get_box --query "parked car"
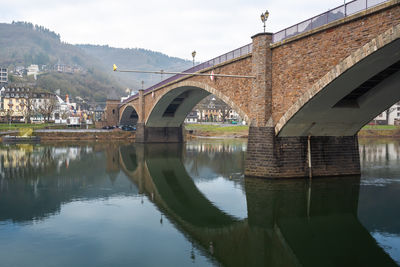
[121,125,136,131]
[102,125,115,130]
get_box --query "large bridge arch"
[145,80,250,127]
[119,103,139,126]
[275,24,400,137]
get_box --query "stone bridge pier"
[135,123,185,143]
[245,33,360,178]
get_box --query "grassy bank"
[0,123,71,131]
[36,130,135,141]
[185,124,400,139]
[358,125,400,138]
[185,124,249,138]
[2,123,397,140]
[0,123,53,131]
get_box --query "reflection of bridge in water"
[119,144,398,267]
[0,142,397,266]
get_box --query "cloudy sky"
[1,0,347,61]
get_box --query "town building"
[0,67,8,86]
[94,106,105,122]
[372,101,400,125]
[0,87,57,122]
[27,65,39,80]
[185,110,198,123]
[187,94,245,124]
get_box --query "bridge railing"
[121,43,252,104]
[143,43,252,94]
[272,0,390,43]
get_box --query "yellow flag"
[113,64,118,71]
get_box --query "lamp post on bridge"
[192,51,196,67]
[260,10,269,33]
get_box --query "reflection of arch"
[119,145,138,174]
[146,81,250,127]
[276,24,400,137]
[146,156,238,227]
[121,143,239,227]
[119,104,139,126]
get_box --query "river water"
[0,139,399,267]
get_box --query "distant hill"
[76,45,192,91]
[0,21,124,101]
[0,21,193,102]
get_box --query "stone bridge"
[106,0,400,178]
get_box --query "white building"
[373,102,400,125]
[27,64,39,80]
[185,110,198,123]
[54,95,71,124]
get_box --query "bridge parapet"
[272,0,392,43]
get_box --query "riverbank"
[0,129,135,141]
[358,125,400,138]
[185,124,249,138]
[0,123,398,142]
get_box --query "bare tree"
[19,97,34,124]
[37,97,57,123]
[4,105,14,124]
[0,108,6,123]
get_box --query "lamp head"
[192,51,196,58]
[261,10,269,22]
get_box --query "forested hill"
[0,22,124,101]
[0,21,193,102]
[76,45,192,90]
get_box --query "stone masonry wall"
[136,123,184,143]
[251,33,272,126]
[127,55,253,125]
[103,100,120,127]
[271,3,400,124]
[245,127,360,178]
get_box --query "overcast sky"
[1,0,346,61]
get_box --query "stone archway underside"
[145,81,251,127]
[276,24,400,137]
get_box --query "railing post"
[345,3,347,16]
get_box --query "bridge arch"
[145,81,250,127]
[119,103,139,126]
[276,24,400,137]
